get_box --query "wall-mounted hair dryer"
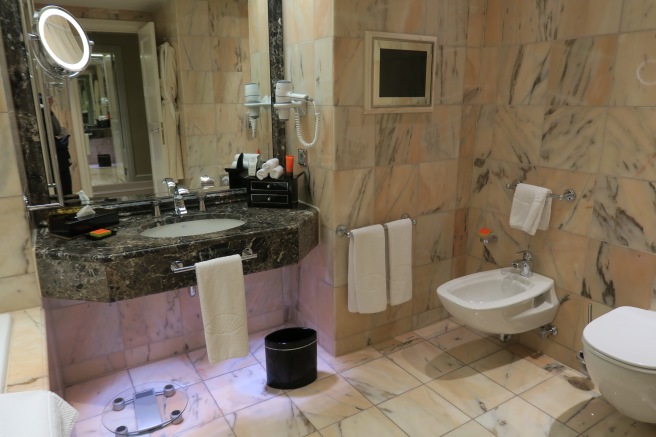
[273,80,320,147]
[244,82,270,138]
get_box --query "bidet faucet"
[511,250,533,278]
[163,178,189,215]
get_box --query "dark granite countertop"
[34,198,318,302]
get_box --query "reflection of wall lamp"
[244,82,270,138]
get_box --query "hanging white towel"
[348,225,387,313]
[509,183,552,235]
[385,219,413,305]
[196,255,249,363]
[0,390,78,437]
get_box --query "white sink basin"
[436,268,558,334]
[140,218,245,238]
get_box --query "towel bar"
[170,248,257,273]
[336,214,417,238]
[505,179,576,202]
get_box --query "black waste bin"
[265,327,317,389]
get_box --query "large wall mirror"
[5,0,283,207]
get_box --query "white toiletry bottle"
[248,155,258,177]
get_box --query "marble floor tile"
[340,357,421,404]
[371,332,425,355]
[65,370,133,422]
[580,410,656,436]
[469,350,554,394]
[378,385,470,437]
[71,414,114,437]
[286,374,373,429]
[317,346,382,373]
[187,348,259,380]
[386,340,463,383]
[520,369,612,433]
[413,318,461,340]
[151,382,222,437]
[225,395,315,437]
[128,355,202,388]
[427,366,514,418]
[171,416,235,437]
[442,420,496,437]
[203,363,281,414]
[429,326,502,364]
[320,407,407,437]
[506,343,568,375]
[476,397,578,437]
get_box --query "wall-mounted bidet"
[436,266,558,335]
[583,306,656,423]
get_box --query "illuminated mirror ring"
[33,6,91,76]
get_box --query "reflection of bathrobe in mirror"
[158,42,185,181]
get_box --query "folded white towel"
[509,183,552,235]
[262,158,279,172]
[0,390,78,437]
[256,168,269,180]
[231,160,238,168]
[269,165,284,179]
[196,255,249,363]
[348,225,387,313]
[385,218,413,305]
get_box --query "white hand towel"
[269,165,284,179]
[509,183,552,235]
[262,158,279,172]
[196,255,249,363]
[385,218,413,305]
[0,390,78,437]
[348,225,387,313]
[256,168,269,180]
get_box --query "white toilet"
[582,306,656,423]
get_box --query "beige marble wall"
[44,268,286,386]
[0,30,42,314]
[467,0,656,368]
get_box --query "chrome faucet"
[163,178,189,215]
[511,250,533,278]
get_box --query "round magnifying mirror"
[32,6,91,79]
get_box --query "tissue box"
[48,208,119,237]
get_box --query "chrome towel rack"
[336,214,417,238]
[170,248,257,274]
[505,179,576,202]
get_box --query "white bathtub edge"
[0,313,12,393]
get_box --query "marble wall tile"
[314,38,334,107]
[600,108,656,180]
[491,106,543,166]
[333,285,373,339]
[463,47,500,104]
[314,0,334,39]
[178,0,210,36]
[332,168,375,229]
[417,160,459,215]
[426,0,468,45]
[118,291,183,349]
[466,209,531,268]
[472,105,496,160]
[375,113,427,166]
[283,0,314,45]
[244,269,284,316]
[540,106,606,172]
[583,240,656,308]
[459,105,479,158]
[621,0,656,32]
[212,71,245,104]
[61,352,127,386]
[0,114,21,198]
[548,36,616,106]
[374,164,418,224]
[497,43,551,105]
[0,61,8,112]
[333,107,375,170]
[179,36,214,71]
[610,31,656,106]
[530,229,588,294]
[209,0,248,38]
[467,0,487,47]
[216,103,245,133]
[591,176,656,254]
[414,211,455,266]
[382,0,426,35]
[547,289,583,350]
[453,208,468,258]
[183,104,217,136]
[530,168,596,237]
[308,166,334,229]
[484,0,504,46]
[419,106,462,162]
[180,71,215,104]
[456,159,473,209]
[186,135,219,167]
[213,37,249,73]
[0,274,40,314]
[333,0,385,38]
[0,196,33,278]
[285,42,315,100]
[412,259,451,315]
[501,0,560,45]
[333,37,364,106]
[246,309,286,333]
[558,0,621,39]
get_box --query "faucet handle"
[515,250,533,261]
[200,175,215,189]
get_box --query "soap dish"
[84,229,117,240]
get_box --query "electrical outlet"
[298,148,307,166]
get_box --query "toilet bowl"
[436,268,558,334]
[583,306,656,423]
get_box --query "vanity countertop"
[34,200,318,302]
